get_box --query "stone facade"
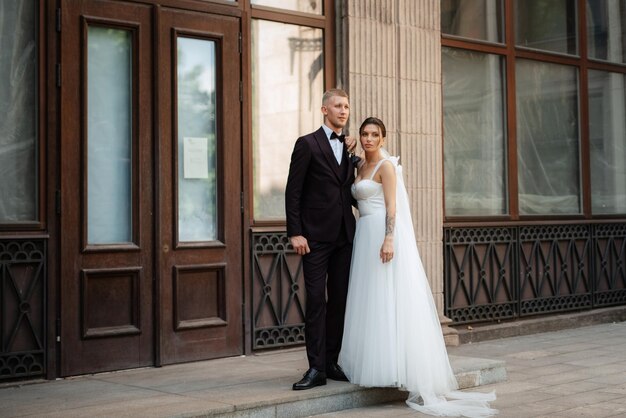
[340,0,445,312]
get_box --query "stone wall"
[339,0,445,312]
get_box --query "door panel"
[59,1,243,375]
[59,0,153,376]
[157,9,242,363]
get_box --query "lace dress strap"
[369,158,390,180]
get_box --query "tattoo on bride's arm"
[385,214,395,237]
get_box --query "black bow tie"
[330,132,345,142]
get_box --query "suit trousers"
[301,223,352,372]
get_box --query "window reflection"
[0,0,37,222]
[587,0,626,63]
[443,47,507,216]
[589,70,626,214]
[252,19,324,221]
[516,0,578,55]
[441,0,504,43]
[87,27,133,244]
[177,37,218,242]
[516,59,581,214]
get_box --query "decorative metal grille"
[519,225,592,315]
[445,224,626,324]
[251,224,626,342]
[0,240,46,380]
[593,224,626,307]
[445,227,517,323]
[251,232,305,349]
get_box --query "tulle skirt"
[339,209,497,417]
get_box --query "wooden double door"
[58,0,242,376]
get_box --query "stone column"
[340,0,458,345]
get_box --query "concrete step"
[0,349,505,418]
[202,355,505,418]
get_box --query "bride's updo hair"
[359,117,386,138]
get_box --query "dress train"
[339,157,497,417]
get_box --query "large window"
[442,48,507,216]
[442,0,626,219]
[0,1,38,223]
[516,60,580,215]
[587,0,626,63]
[589,69,626,214]
[441,0,504,44]
[250,2,332,222]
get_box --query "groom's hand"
[290,235,310,256]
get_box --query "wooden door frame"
[57,0,155,377]
[47,0,341,378]
[155,7,244,365]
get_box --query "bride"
[338,117,497,417]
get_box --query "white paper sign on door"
[183,136,209,179]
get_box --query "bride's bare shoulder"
[379,159,396,176]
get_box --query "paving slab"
[0,348,504,418]
[315,321,626,417]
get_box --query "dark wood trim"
[133,18,143,251]
[241,4,253,355]
[444,216,512,224]
[168,25,180,252]
[250,225,287,233]
[0,233,50,240]
[441,37,507,55]
[579,0,591,219]
[505,0,519,220]
[441,43,447,219]
[444,218,626,228]
[80,267,142,339]
[250,5,326,27]
[515,48,582,67]
[126,0,242,17]
[518,214,588,221]
[173,263,228,330]
[587,59,626,73]
[0,223,46,232]
[152,3,163,368]
[324,0,336,89]
[83,243,141,253]
[47,0,59,380]
[252,220,289,228]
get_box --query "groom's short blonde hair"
[322,88,349,105]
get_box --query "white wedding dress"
[338,157,497,417]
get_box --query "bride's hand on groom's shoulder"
[345,136,357,153]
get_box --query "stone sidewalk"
[0,348,503,417]
[2,321,626,417]
[315,321,626,417]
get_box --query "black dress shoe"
[292,368,327,390]
[327,363,349,381]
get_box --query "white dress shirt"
[321,124,343,165]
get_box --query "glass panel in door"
[87,26,133,244]
[176,37,218,243]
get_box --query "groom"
[285,89,357,390]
